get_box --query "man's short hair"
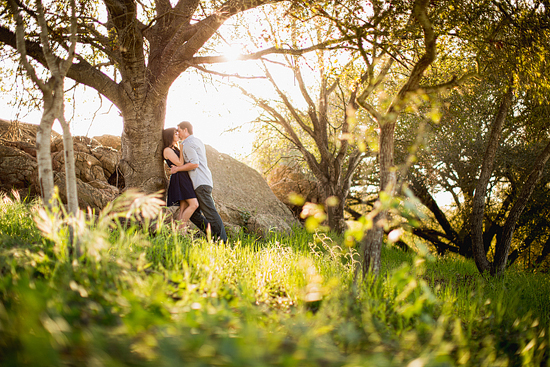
[177,121,193,135]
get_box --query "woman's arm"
[163,147,184,166]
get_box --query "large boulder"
[206,145,299,236]
[51,135,101,154]
[54,172,119,211]
[0,145,39,195]
[0,140,37,157]
[51,136,122,188]
[52,150,108,183]
[0,128,119,208]
[0,118,60,143]
[91,146,121,179]
[93,134,122,151]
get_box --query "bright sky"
[0,67,260,159]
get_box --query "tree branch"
[190,39,347,65]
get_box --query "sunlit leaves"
[288,192,306,206]
[300,202,329,232]
[343,215,372,247]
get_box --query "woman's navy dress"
[165,147,196,206]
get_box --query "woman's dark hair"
[162,128,176,150]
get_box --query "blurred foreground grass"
[0,191,549,366]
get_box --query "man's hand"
[170,166,178,174]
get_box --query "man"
[171,121,228,242]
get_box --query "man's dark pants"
[190,185,227,242]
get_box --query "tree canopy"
[0,0,303,192]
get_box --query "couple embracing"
[162,121,227,242]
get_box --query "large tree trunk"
[470,87,513,274]
[492,139,550,275]
[118,97,168,193]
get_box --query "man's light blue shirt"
[181,134,213,189]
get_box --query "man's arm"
[171,140,200,174]
[170,145,199,173]
[171,162,198,173]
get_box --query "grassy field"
[0,191,549,366]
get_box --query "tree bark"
[492,139,550,275]
[118,96,168,193]
[358,213,385,277]
[470,86,513,274]
[36,110,55,206]
[324,183,349,234]
[59,111,79,215]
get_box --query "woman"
[162,127,199,231]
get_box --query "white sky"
[0,67,260,159]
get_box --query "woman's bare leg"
[178,198,199,229]
[180,198,199,224]
[177,200,189,229]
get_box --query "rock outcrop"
[266,164,323,216]
[0,118,60,143]
[206,146,299,237]
[0,145,39,195]
[0,120,299,236]
[94,134,122,151]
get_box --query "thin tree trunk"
[58,111,79,215]
[358,119,396,279]
[326,194,347,234]
[492,139,550,275]
[358,213,385,277]
[356,0,435,280]
[470,86,513,274]
[36,101,56,207]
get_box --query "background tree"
[232,12,366,233]
[460,1,550,276]
[402,81,550,265]
[305,0,458,277]
[301,0,550,277]
[391,0,550,275]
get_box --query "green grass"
[0,191,549,366]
